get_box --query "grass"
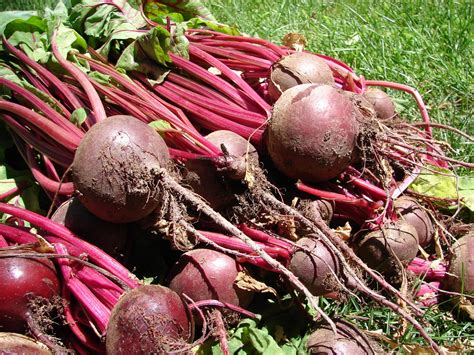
[1,0,473,350]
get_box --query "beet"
[183,130,258,210]
[362,87,396,119]
[446,233,473,295]
[106,285,190,354]
[167,249,253,307]
[0,254,60,333]
[52,197,130,260]
[356,221,419,272]
[289,236,341,296]
[266,84,359,182]
[268,52,335,101]
[307,319,376,354]
[72,115,170,223]
[394,196,434,247]
[0,333,51,354]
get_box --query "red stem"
[2,37,84,111]
[54,244,110,334]
[0,203,139,288]
[51,30,106,123]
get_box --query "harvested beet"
[289,236,340,296]
[167,249,253,307]
[106,285,190,354]
[268,52,335,101]
[362,87,396,119]
[307,319,376,354]
[446,233,473,295]
[394,196,434,247]
[266,84,359,182]
[183,130,258,210]
[52,197,130,260]
[72,115,170,223]
[356,221,419,272]
[0,254,60,333]
[0,333,51,354]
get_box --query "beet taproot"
[265,84,359,182]
[106,285,190,354]
[72,115,170,223]
[167,248,253,308]
[268,52,335,101]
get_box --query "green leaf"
[410,165,474,221]
[144,0,216,24]
[70,0,146,49]
[0,11,39,35]
[70,108,88,127]
[115,27,173,77]
[185,17,240,36]
[0,62,64,113]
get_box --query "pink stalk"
[0,223,38,244]
[0,235,8,247]
[0,101,80,151]
[2,37,84,111]
[198,230,289,260]
[344,168,388,201]
[51,30,106,123]
[0,185,21,201]
[79,56,220,156]
[188,38,280,62]
[415,281,442,307]
[15,64,72,118]
[237,224,292,251]
[152,84,264,143]
[25,147,75,195]
[167,73,241,108]
[0,203,139,288]
[62,286,104,352]
[186,29,287,56]
[407,257,447,281]
[42,156,62,182]
[191,42,273,69]
[188,45,272,114]
[75,267,122,309]
[236,256,280,272]
[6,123,73,169]
[169,52,261,111]
[160,81,266,127]
[296,181,383,210]
[168,149,210,160]
[54,244,110,334]
[0,78,84,138]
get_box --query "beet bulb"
[0,254,60,333]
[72,115,170,223]
[106,285,190,354]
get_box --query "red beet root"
[72,115,170,223]
[167,249,253,307]
[52,197,130,260]
[266,84,359,183]
[106,285,190,354]
[268,52,335,101]
[0,254,60,333]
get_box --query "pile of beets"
[0,1,472,354]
